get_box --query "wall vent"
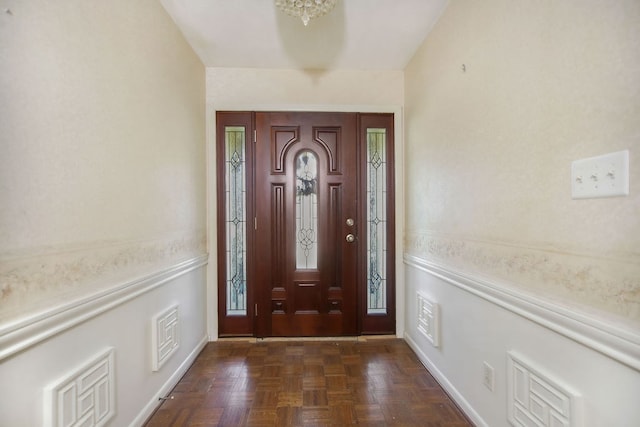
[44,348,115,427]
[151,305,179,371]
[507,351,581,427]
[417,292,440,347]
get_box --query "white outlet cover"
[483,361,495,392]
[571,150,629,199]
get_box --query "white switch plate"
[571,150,629,199]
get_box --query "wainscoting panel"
[404,254,640,372]
[0,256,208,427]
[507,352,581,427]
[0,255,207,362]
[403,256,640,427]
[43,348,115,427]
[417,292,440,348]
[152,305,180,371]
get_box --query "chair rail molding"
[404,253,640,373]
[0,254,208,362]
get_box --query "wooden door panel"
[314,128,341,173]
[293,281,321,313]
[271,127,298,173]
[326,184,342,289]
[270,183,286,289]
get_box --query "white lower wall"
[0,256,208,427]
[404,257,640,427]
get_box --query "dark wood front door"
[254,112,358,336]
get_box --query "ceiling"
[159,0,449,70]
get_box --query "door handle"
[345,234,356,243]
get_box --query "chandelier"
[275,0,338,26]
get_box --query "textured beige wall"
[404,1,640,324]
[0,1,206,321]
[207,67,404,108]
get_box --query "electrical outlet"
[483,362,495,392]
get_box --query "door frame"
[206,105,405,340]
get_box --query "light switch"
[571,150,629,199]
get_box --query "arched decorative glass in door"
[295,150,318,270]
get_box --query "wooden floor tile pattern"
[144,339,473,426]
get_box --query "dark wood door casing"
[216,111,395,337]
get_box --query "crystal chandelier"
[275,0,338,26]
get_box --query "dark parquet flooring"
[144,338,472,426]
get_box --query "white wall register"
[417,292,440,348]
[507,351,582,427]
[151,305,180,371]
[43,348,115,427]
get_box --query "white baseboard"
[130,334,209,427]
[404,332,487,427]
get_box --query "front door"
[216,111,395,337]
[254,112,358,336]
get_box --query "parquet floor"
[144,338,473,426]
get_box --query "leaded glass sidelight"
[367,129,388,314]
[295,151,318,270]
[225,126,247,315]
